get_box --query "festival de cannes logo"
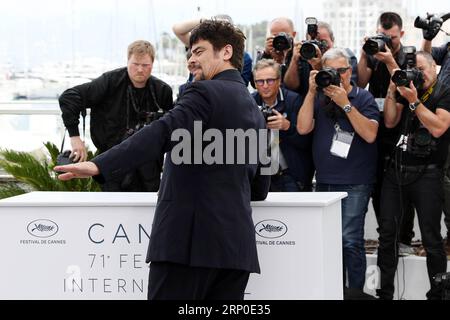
[27,219,59,238]
[255,220,288,239]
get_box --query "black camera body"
[55,150,75,174]
[391,46,424,89]
[122,109,166,141]
[414,14,443,39]
[407,126,435,158]
[260,105,274,122]
[362,33,392,55]
[273,32,293,52]
[300,17,329,60]
[315,68,341,89]
[301,40,329,60]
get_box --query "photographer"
[357,12,415,236]
[59,40,173,192]
[421,14,450,248]
[252,59,314,191]
[377,51,450,300]
[297,48,379,291]
[284,20,358,97]
[259,17,297,66]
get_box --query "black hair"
[189,20,245,71]
[378,12,403,30]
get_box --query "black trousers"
[147,262,250,300]
[376,167,447,300]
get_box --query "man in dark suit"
[54,20,270,300]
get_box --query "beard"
[191,63,206,81]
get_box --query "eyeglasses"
[335,67,351,74]
[255,78,279,86]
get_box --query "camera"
[260,105,274,122]
[391,46,424,89]
[315,68,341,89]
[272,32,293,52]
[407,125,436,158]
[434,272,450,300]
[362,33,392,55]
[414,13,443,40]
[122,109,166,141]
[55,150,75,174]
[300,17,328,60]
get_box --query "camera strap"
[419,81,437,104]
[126,81,163,130]
[60,110,86,153]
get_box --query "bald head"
[269,17,296,38]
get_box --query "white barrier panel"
[0,191,345,300]
[364,254,450,300]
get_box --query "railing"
[0,101,94,179]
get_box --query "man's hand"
[396,81,419,104]
[267,109,290,131]
[70,136,87,162]
[373,46,396,66]
[264,36,275,56]
[308,70,319,94]
[324,85,350,108]
[307,47,323,70]
[54,161,100,181]
[291,41,302,63]
[264,36,290,64]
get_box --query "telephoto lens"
[272,33,292,52]
[300,42,318,60]
[315,68,341,89]
[391,69,424,88]
[362,34,391,55]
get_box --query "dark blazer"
[252,87,315,186]
[93,69,270,273]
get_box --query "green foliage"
[0,142,100,199]
[0,183,27,199]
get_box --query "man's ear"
[223,44,233,62]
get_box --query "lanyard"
[419,81,437,104]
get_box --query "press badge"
[330,124,354,159]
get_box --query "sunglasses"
[255,78,279,86]
[335,67,351,74]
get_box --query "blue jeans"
[316,183,373,289]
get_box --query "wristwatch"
[409,100,421,112]
[343,104,353,113]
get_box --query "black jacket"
[59,67,173,153]
[93,69,270,273]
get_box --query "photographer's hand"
[422,15,441,41]
[374,46,398,74]
[291,41,303,62]
[308,70,319,95]
[324,85,350,108]
[54,161,100,181]
[267,109,290,131]
[397,81,419,104]
[70,136,87,162]
[264,36,274,56]
[308,47,323,70]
